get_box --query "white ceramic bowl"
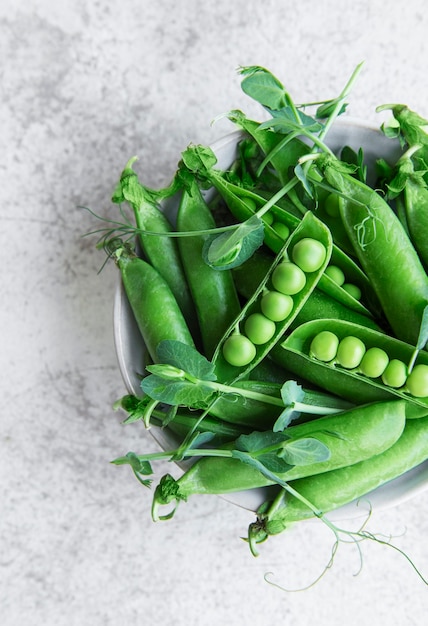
[114,120,428,519]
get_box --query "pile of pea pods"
[106,66,428,563]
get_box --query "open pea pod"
[210,174,379,318]
[271,318,428,410]
[212,211,332,384]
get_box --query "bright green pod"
[213,212,333,384]
[176,179,241,359]
[316,153,428,346]
[271,318,428,408]
[261,415,428,531]
[153,400,407,498]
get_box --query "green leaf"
[294,162,314,199]
[239,66,289,110]
[202,215,265,270]
[260,108,323,133]
[278,437,331,466]
[111,451,153,487]
[181,145,218,174]
[280,380,305,405]
[156,340,217,381]
[235,429,290,453]
[256,452,294,474]
[141,375,216,409]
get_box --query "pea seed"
[359,347,389,378]
[244,313,276,345]
[292,238,327,273]
[222,334,256,367]
[336,335,366,369]
[260,291,294,322]
[241,197,258,212]
[324,265,345,286]
[262,211,274,226]
[271,221,290,240]
[310,331,339,362]
[324,193,341,217]
[342,283,362,300]
[272,262,307,295]
[382,359,408,388]
[406,364,428,398]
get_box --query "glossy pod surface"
[272,318,428,407]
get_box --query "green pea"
[359,347,389,378]
[342,283,362,300]
[244,313,276,345]
[260,291,294,322]
[271,221,290,240]
[382,359,408,388]
[310,331,339,362]
[262,211,274,226]
[272,262,307,295]
[324,265,345,286]
[336,335,366,369]
[324,193,341,217]
[241,197,258,212]
[292,238,327,273]
[222,334,256,367]
[406,364,428,398]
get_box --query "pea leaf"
[235,429,290,453]
[156,340,217,381]
[278,437,331,465]
[202,214,265,270]
[141,375,216,409]
[239,66,289,110]
[181,145,218,175]
[111,451,153,487]
[259,109,323,134]
[231,449,293,483]
[273,381,305,431]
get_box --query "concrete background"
[1,0,428,624]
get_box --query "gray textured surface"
[1,1,428,624]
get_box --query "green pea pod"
[111,242,195,363]
[212,211,333,384]
[271,318,428,408]
[233,249,382,331]
[176,179,241,359]
[402,171,428,269]
[112,159,196,331]
[155,400,407,498]
[203,171,378,317]
[315,154,428,345]
[260,415,428,531]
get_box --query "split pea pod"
[212,211,332,384]
[314,153,428,345]
[153,400,407,499]
[176,178,241,359]
[108,240,194,363]
[259,415,428,532]
[271,318,428,410]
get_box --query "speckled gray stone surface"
[1,1,428,624]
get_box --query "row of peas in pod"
[223,236,328,366]
[214,211,333,382]
[310,330,428,397]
